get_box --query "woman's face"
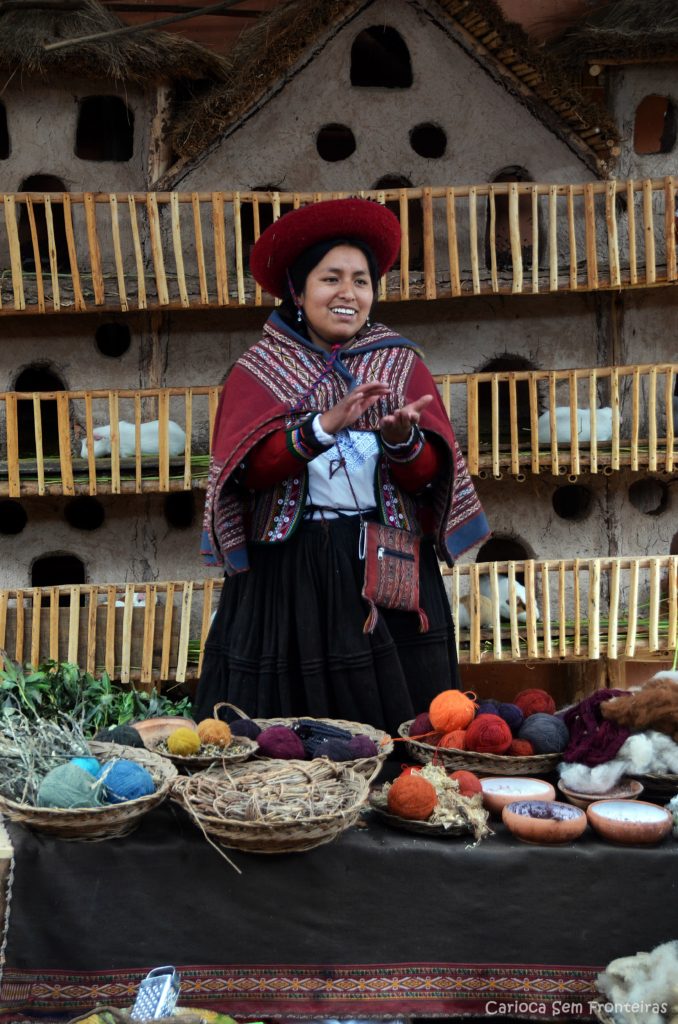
[300,244,374,347]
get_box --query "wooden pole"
[648,366,657,473]
[127,195,147,310]
[567,185,577,290]
[3,195,25,310]
[109,194,129,313]
[611,368,620,471]
[509,182,523,293]
[446,187,461,297]
[606,179,620,288]
[399,189,410,301]
[212,192,229,306]
[642,178,656,285]
[584,183,598,290]
[467,377,479,476]
[62,193,85,312]
[422,187,436,299]
[529,374,539,475]
[233,191,246,306]
[625,560,639,658]
[531,185,539,294]
[665,176,677,281]
[548,184,558,292]
[43,196,60,312]
[170,191,189,308]
[468,187,480,295]
[25,197,45,313]
[627,179,637,286]
[83,192,105,305]
[589,370,598,474]
[488,186,498,293]
[32,395,45,497]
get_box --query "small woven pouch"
[359,520,429,634]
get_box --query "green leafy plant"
[0,654,193,735]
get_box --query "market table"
[0,802,675,1022]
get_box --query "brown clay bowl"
[502,799,587,845]
[586,799,673,845]
[480,777,556,817]
[131,717,198,746]
[557,777,643,811]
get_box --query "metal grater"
[129,966,181,1021]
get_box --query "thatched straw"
[553,0,678,70]
[0,0,230,83]
[168,0,617,173]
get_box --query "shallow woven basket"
[171,758,369,854]
[219,703,393,783]
[629,771,678,799]
[0,740,177,841]
[150,734,258,772]
[398,720,560,776]
[367,792,469,838]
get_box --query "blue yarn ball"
[518,713,569,754]
[99,759,155,804]
[315,738,354,762]
[37,763,104,809]
[476,700,500,717]
[230,718,261,740]
[70,756,101,776]
[495,702,524,734]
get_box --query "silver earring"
[297,308,303,323]
[366,315,371,328]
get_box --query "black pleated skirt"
[194,516,460,735]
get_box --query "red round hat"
[250,197,401,299]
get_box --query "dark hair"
[278,237,380,328]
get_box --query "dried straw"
[0,709,90,804]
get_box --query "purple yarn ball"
[316,738,354,762]
[257,725,305,759]
[475,700,500,717]
[518,713,569,754]
[495,702,525,734]
[346,735,378,759]
[230,718,262,740]
[409,712,433,737]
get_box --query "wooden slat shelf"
[0,557,674,682]
[1,179,678,315]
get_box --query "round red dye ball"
[509,738,535,756]
[387,773,438,821]
[514,688,556,718]
[437,729,467,750]
[257,725,305,759]
[429,690,475,733]
[464,714,512,755]
[449,770,482,797]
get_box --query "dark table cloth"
[0,803,676,1021]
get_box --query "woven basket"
[630,771,678,799]
[0,741,177,841]
[171,758,368,854]
[150,735,258,772]
[398,720,560,776]
[219,703,392,783]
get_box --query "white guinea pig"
[81,420,186,459]
[537,407,613,444]
[478,573,541,623]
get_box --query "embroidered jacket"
[201,312,490,575]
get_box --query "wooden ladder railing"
[1,179,678,314]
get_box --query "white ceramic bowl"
[480,776,555,817]
[586,799,672,845]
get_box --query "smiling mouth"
[330,307,357,317]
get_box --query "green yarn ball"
[37,763,104,809]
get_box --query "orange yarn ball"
[437,729,467,750]
[449,770,482,797]
[197,719,232,748]
[509,738,535,756]
[429,690,476,733]
[387,774,438,821]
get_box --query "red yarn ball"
[409,712,433,738]
[387,774,438,821]
[464,713,512,754]
[449,770,482,797]
[514,688,556,718]
[257,726,305,759]
[429,690,476,733]
[437,729,467,751]
[509,738,535,756]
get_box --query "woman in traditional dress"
[195,198,489,734]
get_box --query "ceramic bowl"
[480,776,556,817]
[557,777,643,811]
[502,799,587,844]
[586,799,673,845]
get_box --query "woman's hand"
[379,394,433,445]
[319,381,389,434]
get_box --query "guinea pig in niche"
[80,420,186,458]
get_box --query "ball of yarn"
[509,738,534,756]
[518,713,569,754]
[437,729,466,750]
[465,713,512,754]
[409,712,433,738]
[37,763,104,809]
[230,718,261,740]
[100,759,155,804]
[346,735,378,759]
[167,727,201,756]
[197,719,232,748]
[495,702,525,734]
[449,769,482,797]
[387,774,438,821]
[95,724,146,748]
[475,700,500,716]
[70,756,101,776]
[315,738,354,762]
[514,688,556,718]
[429,690,476,733]
[257,725,305,759]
